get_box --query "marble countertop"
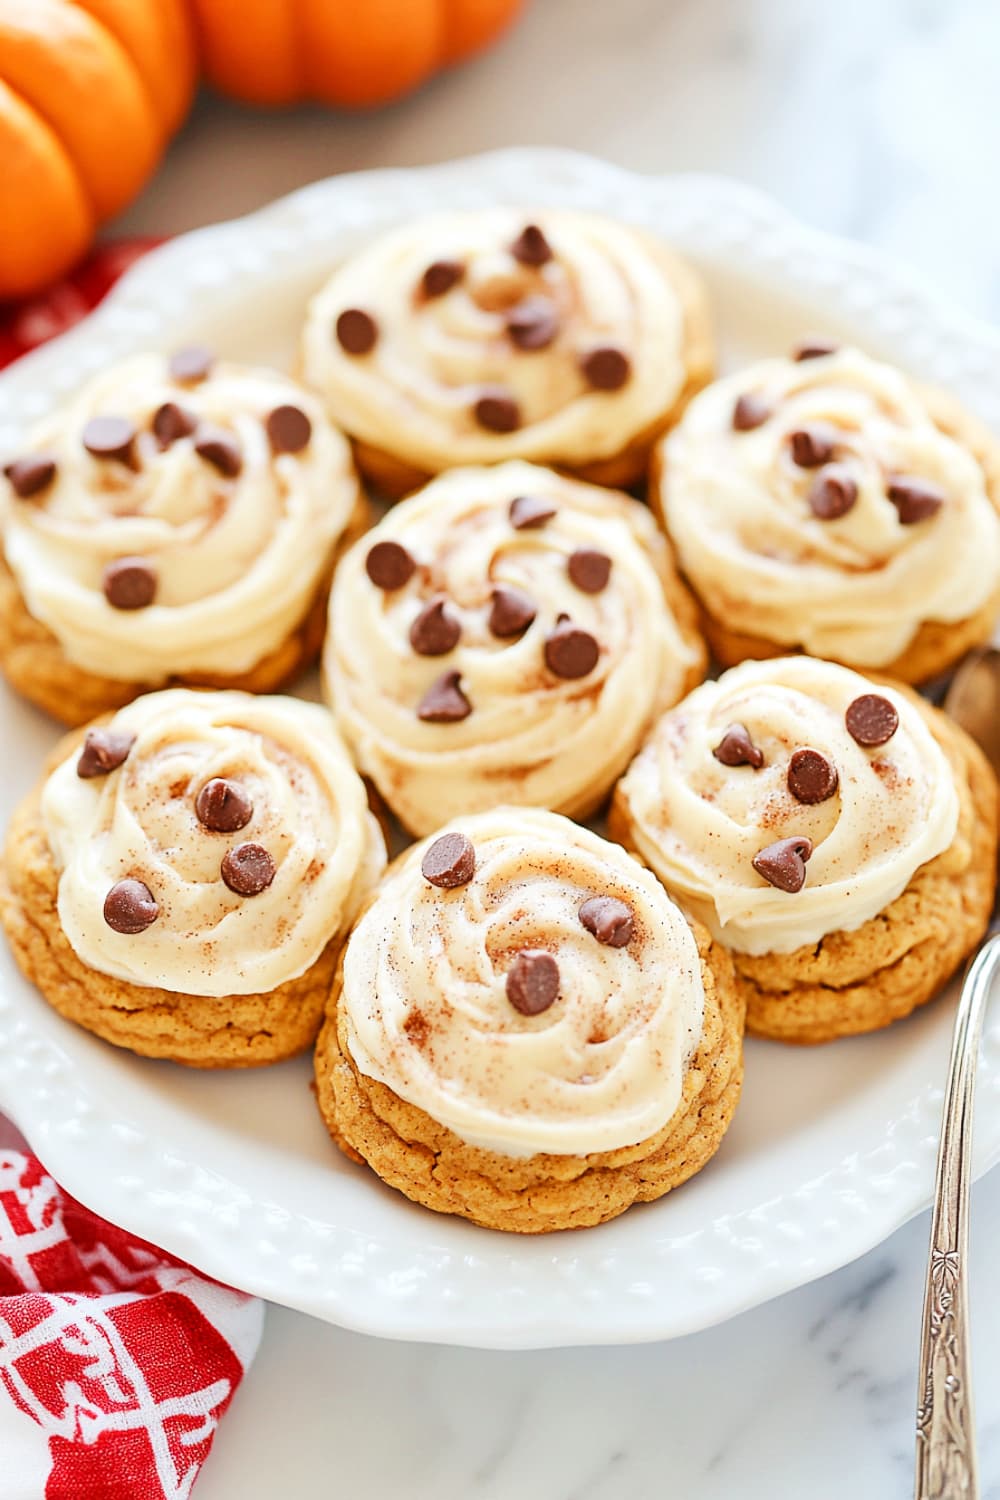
[107,1,1000,1495]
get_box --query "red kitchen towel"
[0,1141,262,1499]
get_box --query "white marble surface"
[81,0,1000,1494]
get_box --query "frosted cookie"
[652,343,1000,682]
[323,461,706,834]
[0,689,386,1066]
[300,209,713,495]
[0,349,366,725]
[612,656,997,1042]
[315,808,743,1232]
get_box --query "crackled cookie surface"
[324,462,705,833]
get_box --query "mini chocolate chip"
[845,693,899,747]
[506,296,559,351]
[787,747,839,804]
[544,619,599,679]
[82,415,137,467]
[790,423,837,468]
[887,475,945,524]
[102,557,157,610]
[474,390,521,432]
[152,402,197,447]
[509,494,556,529]
[266,404,312,454]
[421,831,475,888]
[365,539,416,590]
[733,394,771,432]
[579,345,631,391]
[168,345,214,384]
[335,308,378,355]
[752,836,813,893]
[409,597,461,656]
[809,463,857,520]
[506,950,560,1015]
[568,548,611,594]
[221,842,276,896]
[579,895,634,948]
[77,728,136,779]
[510,224,553,267]
[417,670,472,722]
[4,454,57,498]
[196,778,253,832]
[793,336,839,361]
[422,259,464,298]
[489,585,536,638]
[104,878,159,933]
[713,723,764,769]
[194,424,243,477]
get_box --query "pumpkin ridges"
[0,78,93,297]
[441,0,526,63]
[189,0,301,106]
[298,0,442,107]
[73,0,197,133]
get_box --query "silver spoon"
[914,647,1000,1500]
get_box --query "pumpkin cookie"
[612,656,998,1043]
[315,808,744,1232]
[0,689,386,1066]
[300,208,713,495]
[0,349,366,725]
[652,342,1000,682]
[323,461,706,834]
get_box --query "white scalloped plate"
[2,149,1000,1350]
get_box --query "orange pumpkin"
[0,0,197,299]
[190,0,524,109]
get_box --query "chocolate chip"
[82,416,137,467]
[168,345,214,384]
[506,950,560,1015]
[793,337,839,361]
[579,895,634,947]
[335,308,378,355]
[474,390,521,432]
[420,831,475,888]
[195,778,253,832]
[752,836,813,893]
[510,224,553,267]
[544,619,599,679]
[733,394,771,432]
[4,454,56,498]
[509,495,556,529]
[102,557,157,610]
[489,585,536,638]
[77,728,136,779]
[790,423,837,468]
[887,475,945,524]
[787,747,839,804]
[808,464,857,520]
[152,402,196,447]
[506,296,559,351]
[417,670,472,722]
[104,878,159,933]
[845,693,899,747]
[579,345,631,391]
[365,539,416,590]
[713,723,764,769]
[422,260,464,298]
[265,404,312,454]
[194,425,243,477]
[568,548,611,594]
[409,597,461,656]
[221,842,276,896]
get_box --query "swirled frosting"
[41,690,386,996]
[341,808,705,1157]
[301,208,693,470]
[659,346,1000,666]
[2,353,360,680]
[324,462,702,834]
[616,656,959,955]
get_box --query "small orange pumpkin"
[0,0,197,299]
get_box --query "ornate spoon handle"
[915,930,1000,1500]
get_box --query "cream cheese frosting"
[659,346,1000,666]
[42,690,386,996]
[301,208,691,469]
[341,807,706,1158]
[616,656,959,955]
[323,461,702,834]
[2,353,360,680]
